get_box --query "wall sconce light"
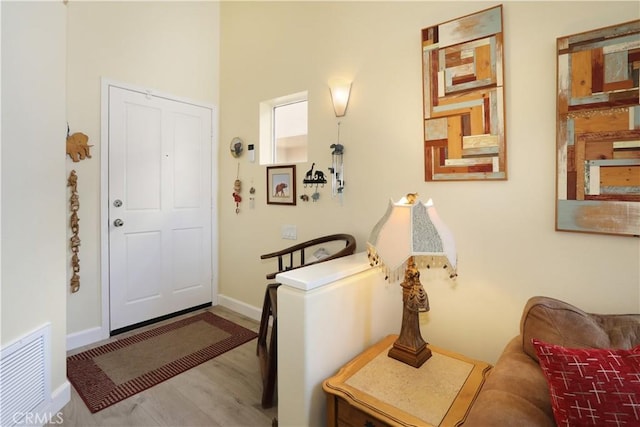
[329,78,352,117]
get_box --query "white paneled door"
[108,85,213,331]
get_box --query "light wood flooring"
[53,306,278,427]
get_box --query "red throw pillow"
[532,339,640,427]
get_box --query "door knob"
[113,219,124,227]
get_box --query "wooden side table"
[323,335,492,427]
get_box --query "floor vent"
[0,323,51,427]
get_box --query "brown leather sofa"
[464,296,640,426]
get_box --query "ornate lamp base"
[389,256,432,368]
[388,339,432,368]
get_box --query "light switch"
[281,224,297,240]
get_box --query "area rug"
[67,311,257,413]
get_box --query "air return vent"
[0,323,51,427]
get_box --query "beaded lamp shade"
[367,196,457,283]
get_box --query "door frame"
[99,78,219,339]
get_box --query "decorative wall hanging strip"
[233,162,242,214]
[68,170,81,293]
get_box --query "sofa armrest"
[464,337,555,427]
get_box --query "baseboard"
[13,381,70,427]
[217,294,262,322]
[68,298,260,350]
[66,326,107,351]
[45,381,70,425]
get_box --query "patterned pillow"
[532,339,640,427]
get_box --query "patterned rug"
[67,311,257,413]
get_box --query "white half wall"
[276,253,403,427]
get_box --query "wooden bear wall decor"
[66,132,92,162]
[68,170,81,293]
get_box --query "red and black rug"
[67,311,257,413]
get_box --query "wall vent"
[0,323,51,427]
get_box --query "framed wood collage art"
[267,165,296,206]
[421,5,506,181]
[556,20,640,237]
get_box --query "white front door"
[108,85,213,332]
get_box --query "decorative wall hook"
[302,162,328,188]
[301,161,328,202]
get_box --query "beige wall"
[219,2,640,363]
[1,0,69,405]
[65,1,220,337]
[60,1,639,364]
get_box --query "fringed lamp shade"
[367,197,457,283]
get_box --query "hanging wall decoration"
[556,20,640,237]
[329,121,345,201]
[66,132,93,162]
[267,165,296,205]
[68,170,81,293]
[422,5,506,181]
[249,185,256,209]
[302,162,327,202]
[233,163,242,214]
[230,137,244,158]
[330,144,344,195]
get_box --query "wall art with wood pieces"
[556,20,640,237]
[422,5,506,181]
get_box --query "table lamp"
[367,194,457,368]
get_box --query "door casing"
[99,78,219,340]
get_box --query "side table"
[323,334,492,427]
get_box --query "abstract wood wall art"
[422,5,506,181]
[556,20,640,237]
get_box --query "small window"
[260,91,308,165]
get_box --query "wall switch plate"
[281,224,297,240]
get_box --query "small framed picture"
[267,165,296,205]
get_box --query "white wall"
[65,1,220,341]
[219,1,640,364]
[1,0,69,412]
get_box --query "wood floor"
[53,306,278,427]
